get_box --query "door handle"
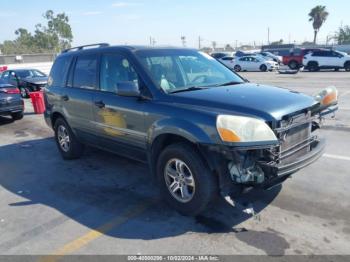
[61,95,69,101]
[94,100,105,108]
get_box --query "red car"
[283,48,323,69]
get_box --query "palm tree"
[308,5,329,44]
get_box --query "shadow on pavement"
[0,116,14,126]
[0,138,281,242]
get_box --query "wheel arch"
[51,111,66,128]
[147,118,219,179]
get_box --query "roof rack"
[62,43,110,53]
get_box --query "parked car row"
[0,68,48,98]
[212,48,350,72]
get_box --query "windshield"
[135,49,244,93]
[15,69,46,78]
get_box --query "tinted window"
[15,70,31,78]
[48,56,72,87]
[100,53,139,93]
[73,55,97,89]
[31,70,46,77]
[1,71,10,79]
[222,57,233,61]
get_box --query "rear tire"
[288,60,299,70]
[234,65,241,72]
[156,143,217,216]
[54,117,84,160]
[308,61,319,72]
[11,111,23,120]
[260,64,267,72]
[19,87,28,98]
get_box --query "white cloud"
[112,2,141,7]
[83,11,103,16]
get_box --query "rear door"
[91,52,147,161]
[62,54,97,140]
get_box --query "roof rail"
[62,43,110,53]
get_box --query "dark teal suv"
[44,43,337,215]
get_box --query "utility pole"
[181,36,186,47]
[149,36,152,46]
[198,36,202,50]
[267,27,270,45]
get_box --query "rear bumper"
[0,106,24,116]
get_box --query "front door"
[92,52,147,161]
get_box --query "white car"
[303,50,350,71]
[233,56,279,72]
[218,56,235,69]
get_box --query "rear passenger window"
[48,56,72,87]
[73,55,97,89]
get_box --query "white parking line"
[323,153,350,161]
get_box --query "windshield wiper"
[168,86,209,94]
[215,81,243,87]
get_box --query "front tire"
[156,143,217,216]
[344,61,350,71]
[234,65,241,72]
[54,118,84,160]
[11,111,23,120]
[260,64,267,72]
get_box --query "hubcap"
[164,158,195,203]
[57,125,70,152]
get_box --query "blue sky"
[0,0,349,48]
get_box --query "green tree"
[335,25,350,45]
[308,5,329,44]
[0,10,72,54]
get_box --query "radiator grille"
[278,118,312,165]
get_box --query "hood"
[168,83,317,121]
[22,76,48,85]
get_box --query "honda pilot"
[44,44,338,215]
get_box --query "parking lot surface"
[0,71,349,255]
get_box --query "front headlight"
[216,115,277,143]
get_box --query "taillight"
[1,88,20,94]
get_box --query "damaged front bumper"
[200,127,326,195]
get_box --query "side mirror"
[116,81,140,97]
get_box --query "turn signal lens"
[217,128,241,142]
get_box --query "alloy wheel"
[164,158,195,203]
[57,125,70,152]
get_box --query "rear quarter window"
[48,56,72,87]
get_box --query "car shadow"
[0,116,14,126]
[0,137,281,241]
